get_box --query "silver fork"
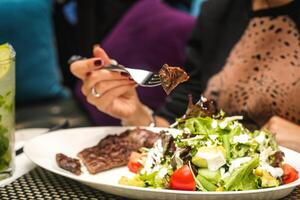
[105,64,161,87]
[68,55,161,87]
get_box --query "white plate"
[24,127,300,200]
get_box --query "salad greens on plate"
[119,96,298,191]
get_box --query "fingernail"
[129,77,134,81]
[120,72,130,77]
[86,72,91,76]
[94,59,103,67]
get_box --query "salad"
[119,96,299,191]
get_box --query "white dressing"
[209,134,218,141]
[259,164,284,178]
[255,132,266,144]
[232,134,250,144]
[196,151,226,171]
[229,157,252,173]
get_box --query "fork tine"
[147,80,161,85]
[145,82,161,86]
[150,75,161,80]
[150,77,161,82]
[111,67,161,87]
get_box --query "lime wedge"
[0,44,14,79]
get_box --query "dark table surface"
[0,167,299,200]
[16,97,93,130]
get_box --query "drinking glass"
[0,43,15,180]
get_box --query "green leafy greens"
[120,96,285,191]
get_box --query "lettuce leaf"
[182,117,212,135]
[197,175,218,191]
[224,156,259,191]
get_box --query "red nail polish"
[120,72,130,77]
[94,59,103,67]
[86,72,91,76]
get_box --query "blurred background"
[0,0,204,129]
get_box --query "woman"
[70,0,300,151]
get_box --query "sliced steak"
[158,64,189,95]
[56,153,82,175]
[77,128,160,174]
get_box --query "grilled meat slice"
[158,64,189,95]
[56,153,82,175]
[77,128,160,174]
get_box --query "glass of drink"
[0,43,15,180]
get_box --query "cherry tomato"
[170,165,196,191]
[127,152,143,173]
[282,164,299,184]
[127,161,142,173]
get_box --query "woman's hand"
[262,116,300,152]
[70,46,154,126]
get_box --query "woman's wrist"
[121,103,155,127]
